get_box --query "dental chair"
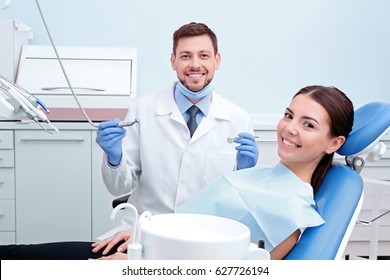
[111,102,390,260]
[284,101,390,260]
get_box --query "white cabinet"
[14,130,92,243]
[0,123,121,245]
[344,178,390,259]
[0,130,16,244]
[17,46,137,109]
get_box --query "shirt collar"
[174,84,212,116]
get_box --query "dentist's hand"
[235,132,259,170]
[96,118,126,165]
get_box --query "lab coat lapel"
[190,91,231,142]
[156,86,187,126]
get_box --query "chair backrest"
[284,101,390,260]
[284,163,363,259]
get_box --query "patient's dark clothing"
[0,241,122,260]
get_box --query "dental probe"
[117,119,139,127]
[227,135,259,143]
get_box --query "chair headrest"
[337,102,390,156]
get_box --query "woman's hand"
[91,230,131,255]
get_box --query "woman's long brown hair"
[293,86,354,194]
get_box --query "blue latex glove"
[235,132,259,170]
[96,118,126,165]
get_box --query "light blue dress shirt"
[174,83,211,125]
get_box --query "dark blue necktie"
[187,105,199,137]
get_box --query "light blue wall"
[2,0,389,113]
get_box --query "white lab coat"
[101,84,255,230]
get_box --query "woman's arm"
[270,229,300,260]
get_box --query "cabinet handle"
[20,138,85,142]
[0,181,4,185]
[0,213,4,218]
[41,86,105,92]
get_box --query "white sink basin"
[140,213,251,260]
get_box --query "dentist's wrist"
[109,161,120,167]
[107,153,122,167]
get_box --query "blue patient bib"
[178,163,324,251]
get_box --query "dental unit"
[0,75,58,133]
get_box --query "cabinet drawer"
[0,168,15,199]
[0,150,14,167]
[0,131,14,149]
[0,199,15,231]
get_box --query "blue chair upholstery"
[284,163,363,259]
[284,102,390,260]
[338,102,390,156]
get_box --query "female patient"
[0,85,354,260]
[178,85,354,259]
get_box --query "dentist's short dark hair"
[172,22,218,56]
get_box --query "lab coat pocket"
[205,150,236,183]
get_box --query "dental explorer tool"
[357,210,390,225]
[117,119,139,127]
[34,0,138,129]
[227,135,259,143]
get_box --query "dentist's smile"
[187,72,205,78]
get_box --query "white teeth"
[188,73,202,77]
[283,138,299,147]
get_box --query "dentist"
[95,22,259,249]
